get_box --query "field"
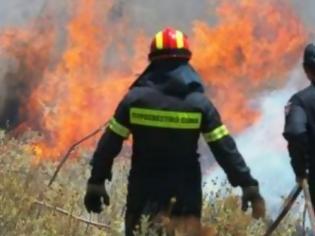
[0,131,302,235]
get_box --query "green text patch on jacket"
[130,107,201,129]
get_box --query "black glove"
[84,183,110,213]
[242,186,265,219]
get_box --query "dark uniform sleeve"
[88,96,131,184]
[200,96,258,187]
[283,96,309,178]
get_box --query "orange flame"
[0,20,55,128]
[24,0,145,159]
[0,0,308,160]
[191,0,307,131]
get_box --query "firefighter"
[284,43,315,210]
[84,27,265,235]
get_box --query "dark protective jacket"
[284,84,315,179]
[89,60,258,190]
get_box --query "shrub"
[0,132,302,235]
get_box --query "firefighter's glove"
[241,186,266,219]
[84,183,110,213]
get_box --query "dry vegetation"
[0,131,303,235]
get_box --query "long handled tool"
[264,184,302,236]
[48,121,109,187]
[301,180,315,235]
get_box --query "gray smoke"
[203,67,309,218]
[237,68,307,210]
[0,0,46,27]
[0,0,314,35]
[0,56,13,115]
[200,0,315,216]
[290,0,315,30]
[122,0,211,34]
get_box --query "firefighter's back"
[127,84,204,177]
[124,83,206,219]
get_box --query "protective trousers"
[124,171,202,236]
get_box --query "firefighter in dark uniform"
[84,28,265,235]
[284,43,315,210]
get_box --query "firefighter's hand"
[84,183,110,213]
[241,186,266,219]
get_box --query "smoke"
[203,67,309,214]
[0,1,40,127]
[0,0,313,48]
[237,68,307,210]
[0,0,46,27]
[122,0,210,34]
[0,54,22,128]
[290,0,315,31]
[0,56,15,119]
[200,0,314,211]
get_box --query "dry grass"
[0,131,302,235]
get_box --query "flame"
[191,0,307,131]
[0,20,55,130]
[23,0,146,159]
[0,0,308,160]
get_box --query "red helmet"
[149,27,192,61]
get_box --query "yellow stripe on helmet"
[175,30,184,49]
[155,31,164,49]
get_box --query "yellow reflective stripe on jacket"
[130,108,201,129]
[108,118,130,138]
[203,125,229,142]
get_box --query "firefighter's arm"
[283,96,309,179]
[201,99,258,187]
[207,135,258,187]
[200,98,265,218]
[85,97,131,212]
[88,98,131,184]
[88,129,125,184]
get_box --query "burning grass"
[0,131,302,235]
